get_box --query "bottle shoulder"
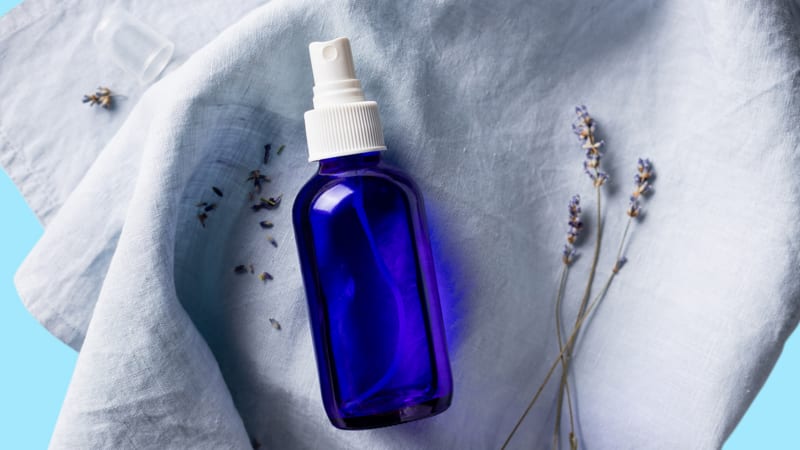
[292,164,423,219]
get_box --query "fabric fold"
[2,0,800,448]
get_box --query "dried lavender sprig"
[570,105,606,291]
[570,105,606,341]
[553,263,576,450]
[555,106,608,450]
[501,273,617,450]
[554,194,583,447]
[556,158,656,448]
[615,159,655,271]
[504,106,657,449]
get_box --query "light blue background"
[0,1,796,448]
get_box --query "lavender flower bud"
[562,244,577,265]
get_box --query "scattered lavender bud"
[269,318,281,330]
[246,170,271,193]
[82,86,115,109]
[268,236,278,248]
[253,195,282,211]
[204,203,217,212]
[259,272,273,281]
[212,186,224,197]
[197,212,208,228]
[277,144,285,155]
[263,144,271,165]
[263,195,282,209]
[82,94,99,105]
[259,220,274,229]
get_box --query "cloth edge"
[13,259,84,351]
[0,0,80,41]
[0,0,82,225]
[0,126,58,224]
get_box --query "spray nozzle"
[309,37,366,108]
[304,37,386,161]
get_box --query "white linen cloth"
[2,0,799,448]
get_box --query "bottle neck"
[318,151,382,174]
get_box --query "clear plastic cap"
[93,10,174,85]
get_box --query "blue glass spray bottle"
[293,37,453,429]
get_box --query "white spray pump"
[304,37,386,162]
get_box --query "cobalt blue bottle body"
[292,151,453,429]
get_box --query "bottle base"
[330,393,452,430]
